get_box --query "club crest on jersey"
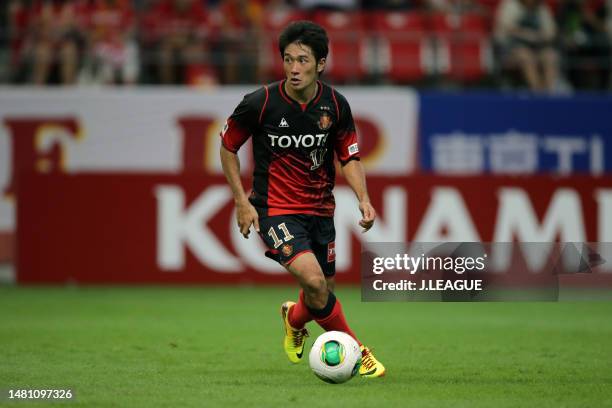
[281,244,293,257]
[317,112,333,131]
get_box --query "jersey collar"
[279,80,323,112]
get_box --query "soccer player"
[219,21,385,378]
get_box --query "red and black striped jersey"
[221,80,360,217]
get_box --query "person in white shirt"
[495,0,559,91]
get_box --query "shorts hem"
[283,249,313,266]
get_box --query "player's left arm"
[333,90,376,232]
[341,160,376,233]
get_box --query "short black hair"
[278,21,329,63]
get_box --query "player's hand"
[236,200,260,238]
[359,201,376,233]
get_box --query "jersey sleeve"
[333,91,360,165]
[220,87,266,153]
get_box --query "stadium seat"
[261,9,308,81]
[7,0,29,72]
[431,12,493,82]
[543,0,561,13]
[311,11,368,83]
[371,11,431,82]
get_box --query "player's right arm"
[219,88,268,238]
[220,146,260,238]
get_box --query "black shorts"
[257,213,336,277]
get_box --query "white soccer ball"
[309,331,362,384]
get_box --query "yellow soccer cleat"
[280,301,309,364]
[359,346,386,378]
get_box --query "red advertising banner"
[17,173,612,284]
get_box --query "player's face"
[283,42,325,94]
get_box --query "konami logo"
[154,182,612,273]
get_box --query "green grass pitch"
[1,286,611,407]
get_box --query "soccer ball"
[309,331,362,384]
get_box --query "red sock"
[315,297,362,346]
[288,290,313,329]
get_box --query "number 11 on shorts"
[268,222,295,248]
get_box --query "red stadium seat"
[543,0,561,13]
[261,9,308,81]
[431,12,493,82]
[371,11,431,82]
[311,11,368,83]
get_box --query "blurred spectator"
[131,0,154,10]
[2,3,10,47]
[296,0,358,10]
[361,0,414,10]
[494,0,560,91]
[261,0,295,13]
[80,0,139,85]
[558,0,610,89]
[0,0,609,89]
[23,0,89,85]
[426,0,484,14]
[143,0,217,85]
[214,0,262,83]
[608,0,612,34]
